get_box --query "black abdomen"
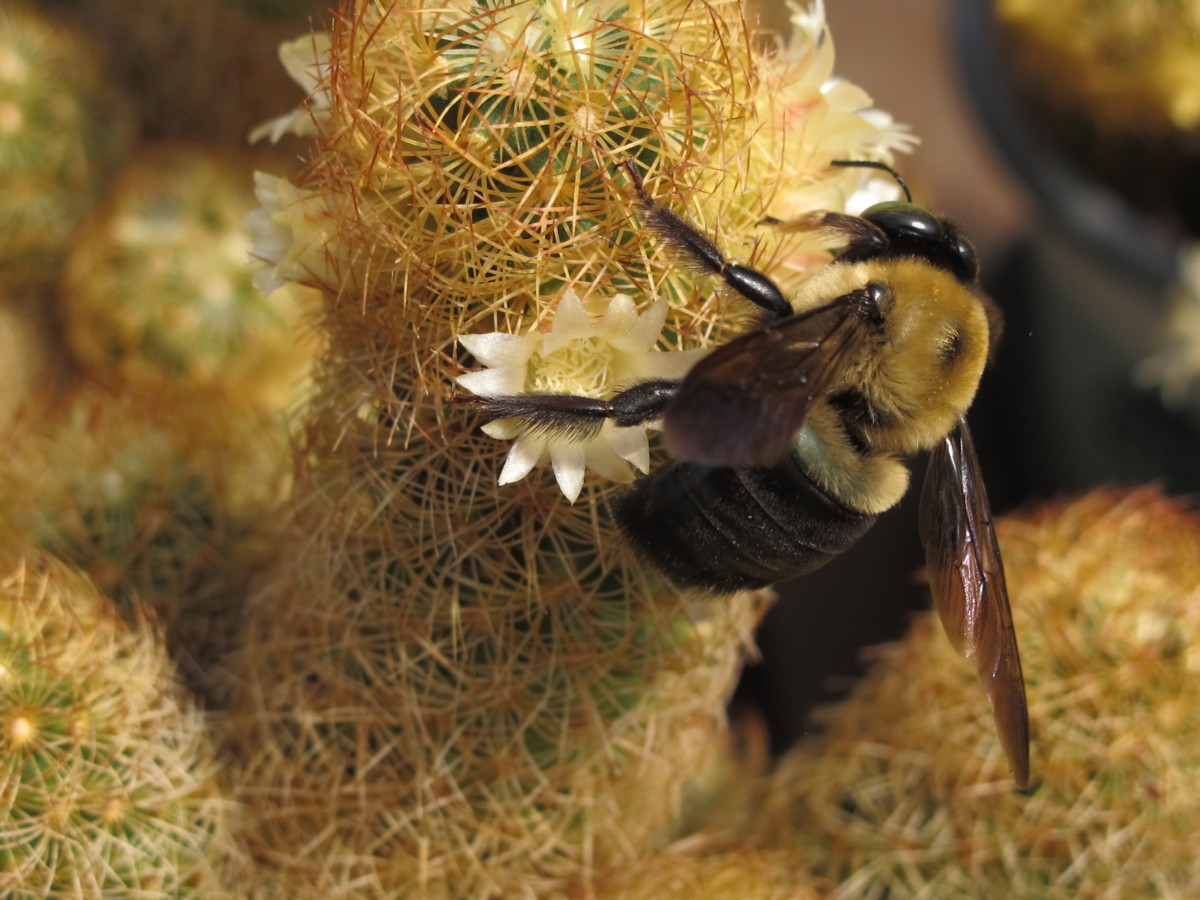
[614,455,877,594]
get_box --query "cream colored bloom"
[249,33,333,144]
[244,171,338,293]
[754,3,918,221]
[458,291,706,502]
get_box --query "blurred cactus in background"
[995,0,1200,232]
[0,381,290,701]
[0,297,51,433]
[0,3,131,288]
[0,547,236,897]
[61,146,322,413]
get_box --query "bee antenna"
[830,159,913,203]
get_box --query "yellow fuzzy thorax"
[796,257,989,454]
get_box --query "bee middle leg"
[465,379,679,439]
[618,160,792,321]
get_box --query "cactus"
[0,546,236,897]
[763,487,1200,899]
[60,146,322,413]
[998,0,1200,135]
[593,845,823,899]
[0,381,288,700]
[0,2,131,286]
[224,0,913,896]
[0,299,49,433]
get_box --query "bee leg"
[617,160,793,321]
[607,379,678,425]
[464,379,679,438]
[461,393,613,444]
[761,211,888,262]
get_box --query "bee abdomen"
[614,455,877,594]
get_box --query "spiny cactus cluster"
[0,547,236,897]
[222,0,912,896]
[7,1,1200,897]
[763,487,1200,900]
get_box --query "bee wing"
[920,419,1030,788]
[663,294,868,467]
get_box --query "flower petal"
[585,437,637,484]
[604,424,651,474]
[549,442,587,503]
[249,110,317,145]
[636,346,710,381]
[279,33,331,93]
[599,293,639,339]
[459,331,536,368]
[611,295,668,352]
[543,290,593,355]
[481,418,521,440]
[248,35,333,143]
[498,435,545,485]
[456,366,525,397]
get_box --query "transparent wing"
[920,418,1031,788]
[663,293,869,467]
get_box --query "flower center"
[529,337,616,396]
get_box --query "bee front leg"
[761,211,888,262]
[617,160,793,321]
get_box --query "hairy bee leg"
[467,379,680,437]
[617,160,792,320]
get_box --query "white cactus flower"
[458,290,707,502]
[249,33,333,144]
[244,172,339,294]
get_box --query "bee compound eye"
[862,202,979,285]
[953,234,980,283]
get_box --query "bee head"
[860,202,979,285]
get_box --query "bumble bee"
[463,160,1030,788]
